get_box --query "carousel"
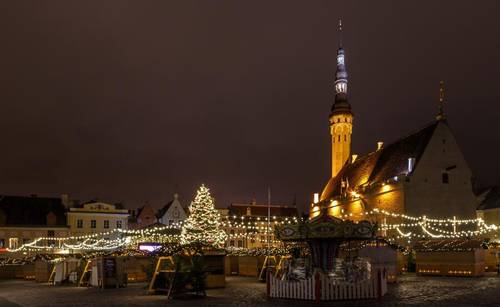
[269,208,387,301]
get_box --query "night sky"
[1,1,499,212]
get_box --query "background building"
[67,201,129,235]
[129,202,157,229]
[0,195,69,252]
[223,201,299,248]
[477,186,500,242]
[157,194,187,226]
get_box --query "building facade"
[477,187,500,242]
[157,194,187,226]
[0,195,70,253]
[67,201,129,235]
[129,203,157,229]
[222,201,299,249]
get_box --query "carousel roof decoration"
[275,207,377,242]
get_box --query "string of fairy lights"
[6,223,183,253]
[5,205,499,254]
[352,208,498,240]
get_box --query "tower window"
[442,173,449,184]
[338,135,340,142]
[344,135,347,141]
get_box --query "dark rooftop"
[0,195,67,227]
[477,186,500,210]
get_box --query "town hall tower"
[330,20,353,178]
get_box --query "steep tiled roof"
[321,121,439,200]
[477,186,500,210]
[0,195,67,227]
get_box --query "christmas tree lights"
[180,184,227,248]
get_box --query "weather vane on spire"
[437,80,446,120]
[338,18,343,47]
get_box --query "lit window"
[9,238,19,249]
[116,220,122,229]
[337,54,344,65]
[91,220,96,228]
[104,220,109,229]
[77,219,83,228]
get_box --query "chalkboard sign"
[103,258,116,278]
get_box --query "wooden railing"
[268,269,387,301]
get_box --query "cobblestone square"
[0,274,499,307]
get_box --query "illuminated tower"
[330,19,353,178]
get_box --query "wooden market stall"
[204,251,226,288]
[358,241,398,282]
[415,239,486,277]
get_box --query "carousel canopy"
[275,209,377,242]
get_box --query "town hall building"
[311,26,478,221]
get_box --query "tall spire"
[436,80,446,120]
[331,18,351,116]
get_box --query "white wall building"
[67,201,129,235]
[157,194,187,226]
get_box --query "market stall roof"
[414,239,485,252]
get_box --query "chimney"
[351,154,358,163]
[408,157,416,173]
[61,194,71,208]
[377,141,384,150]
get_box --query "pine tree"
[180,184,227,248]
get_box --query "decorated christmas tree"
[180,184,227,248]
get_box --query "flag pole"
[267,187,271,251]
